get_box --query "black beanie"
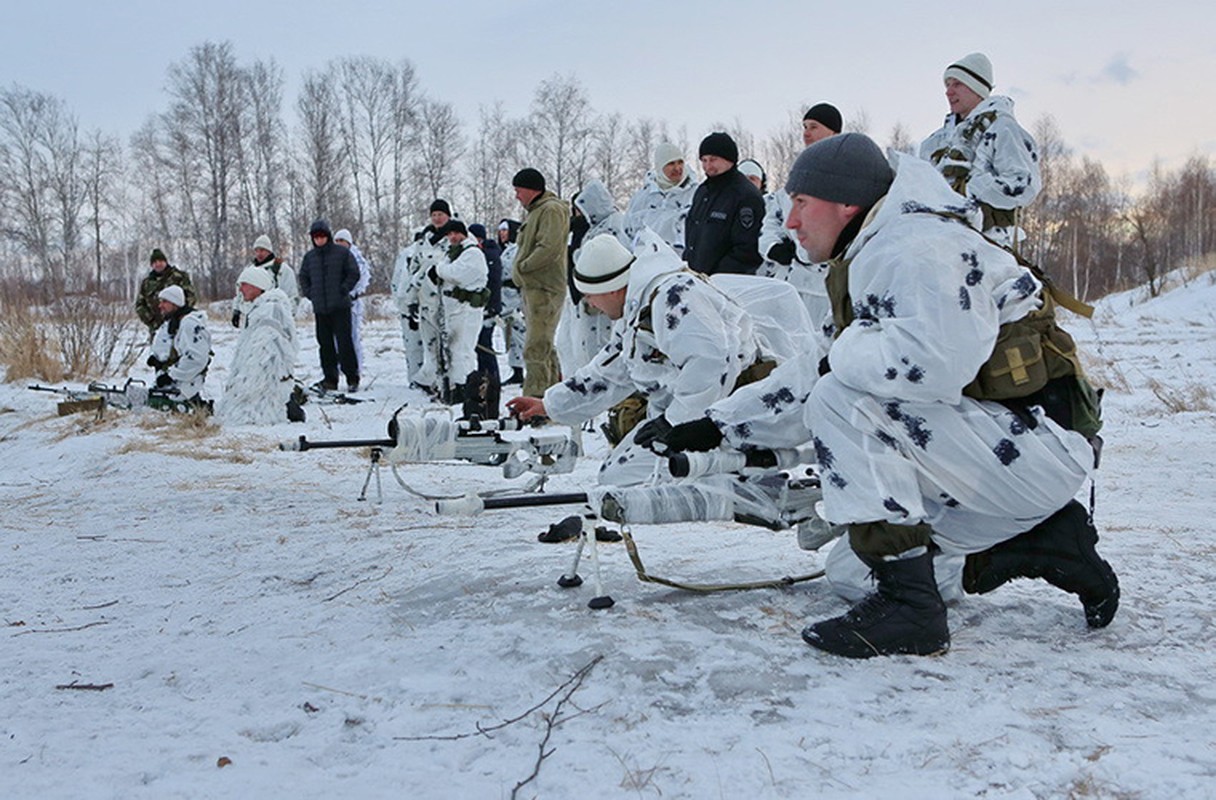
[512,168,546,192]
[430,199,451,215]
[149,248,167,264]
[439,219,468,237]
[698,132,738,164]
[803,103,843,134]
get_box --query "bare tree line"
[1,40,1213,307]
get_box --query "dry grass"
[1182,252,1216,282]
[1146,378,1214,413]
[1080,353,1131,395]
[0,297,142,382]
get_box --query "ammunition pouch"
[445,286,491,308]
[964,295,1103,439]
[602,392,648,447]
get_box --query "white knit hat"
[738,159,765,182]
[573,234,634,295]
[653,142,684,173]
[333,228,353,243]
[158,285,186,307]
[944,52,993,99]
[252,234,273,252]
[237,265,274,292]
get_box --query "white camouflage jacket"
[709,152,1045,449]
[624,171,699,251]
[544,233,766,427]
[220,288,298,425]
[151,308,212,399]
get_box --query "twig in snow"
[301,681,370,700]
[394,654,604,743]
[510,657,603,800]
[82,600,119,610]
[13,620,109,636]
[322,566,393,602]
[55,681,113,691]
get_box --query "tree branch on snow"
[13,620,109,636]
[322,566,393,602]
[394,654,604,744]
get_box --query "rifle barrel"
[281,436,395,452]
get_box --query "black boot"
[503,367,524,386]
[802,549,950,658]
[963,501,1119,628]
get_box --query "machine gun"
[281,406,580,502]
[29,378,194,416]
[436,444,838,610]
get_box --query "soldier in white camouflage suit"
[220,266,299,425]
[624,142,698,253]
[663,134,1117,659]
[919,52,1042,249]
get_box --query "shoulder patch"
[739,207,755,230]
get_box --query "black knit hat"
[308,218,332,237]
[430,199,451,215]
[803,103,843,134]
[784,133,893,208]
[439,219,468,237]
[698,132,738,164]
[512,168,546,192]
[149,248,167,264]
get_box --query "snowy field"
[2,271,1214,800]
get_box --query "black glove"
[818,355,832,376]
[664,418,723,453]
[155,373,173,389]
[146,355,162,369]
[231,310,241,328]
[427,265,439,285]
[767,239,796,266]
[632,415,673,451]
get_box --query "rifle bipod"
[359,446,385,503]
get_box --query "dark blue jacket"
[683,168,765,275]
[299,241,359,314]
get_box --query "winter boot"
[538,515,583,543]
[802,548,950,658]
[962,501,1119,628]
[503,367,525,386]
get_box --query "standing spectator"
[219,266,300,425]
[391,201,452,390]
[333,229,373,374]
[232,235,298,328]
[624,142,699,252]
[468,223,503,391]
[919,52,1041,249]
[559,179,630,376]
[683,132,764,276]
[147,285,211,410]
[136,248,196,337]
[758,102,841,275]
[510,168,569,398]
[297,219,360,393]
[496,219,526,386]
[426,220,490,405]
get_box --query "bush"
[0,297,142,382]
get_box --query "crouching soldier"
[507,231,809,541]
[219,266,301,425]
[147,285,213,411]
[663,134,1117,658]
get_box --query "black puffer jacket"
[298,241,359,314]
[683,168,765,275]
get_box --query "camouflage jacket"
[136,265,197,331]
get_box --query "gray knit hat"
[784,133,894,207]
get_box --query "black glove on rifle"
[632,415,673,451]
[155,373,173,389]
[231,310,242,328]
[663,417,723,453]
[146,355,162,369]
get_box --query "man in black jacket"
[682,132,764,275]
[298,218,360,392]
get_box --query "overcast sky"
[5,1,1212,185]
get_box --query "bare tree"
[526,74,593,197]
[415,98,465,206]
[295,69,351,226]
[0,86,88,297]
[465,101,523,228]
[81,130,123,294]
[887,122,917,155]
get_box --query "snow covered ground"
[2,272,1214,799]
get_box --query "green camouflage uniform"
[136,265,197,332]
